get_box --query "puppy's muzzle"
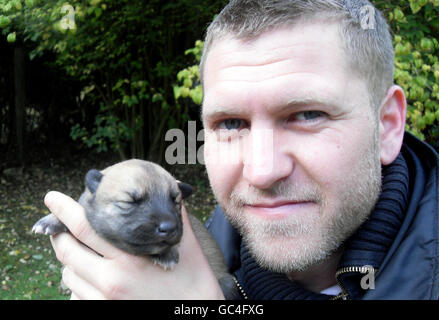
[133,199,182,245]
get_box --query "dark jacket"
[206,132,439,299]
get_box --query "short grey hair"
[199,0,394,110]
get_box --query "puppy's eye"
[114,201,134,212]
[128,192,145,204]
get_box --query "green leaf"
[420,38,433,52]
[14,0,22,10]
[415,76,428,88]
[183,78,193,88]
[189,86,203,105]
[3,2,12,12]
[410,1,422,14]
[7,32,16,43]
[394,7,405,21]
[152,93,163,103]
[173,86,181,100]
[0,15,11,28]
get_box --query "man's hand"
[44,191,225,300]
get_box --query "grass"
[0,151,216,300]
[0,176,71,299]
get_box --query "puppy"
[32,159,238,299]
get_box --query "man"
[46,0,439,299]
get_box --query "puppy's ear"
[177,180,192,199]
[85,169,103,194]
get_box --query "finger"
[50,232,104,278]
[179,204,207,263]
[44,191,123,258]
[50,231,113,292]
[50,232,131,296]
[179,204,216,275]
[166,204,225,299]
[62,266,106,300]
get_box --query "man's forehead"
[203,23,350,89]
[205,21,345,69]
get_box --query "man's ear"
[85,169,103,194]
[378,85,407,165]
[177,180,193,199]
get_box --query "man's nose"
[242,128,293,189]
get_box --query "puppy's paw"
[151,246,179,271]
[32,214,68,235]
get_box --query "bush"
[379,0,439,143]
[0,0,228,162]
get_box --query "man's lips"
[244,201,316,217]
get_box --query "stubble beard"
[216,134,382,274]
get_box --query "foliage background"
[0,0,438,300]
[0,0,229,165]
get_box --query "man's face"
[202,22,382,273]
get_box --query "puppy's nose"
[156,220,177,237]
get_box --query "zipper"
[234,266,377,300]
[233,276,248,300]
[332,266,378,300]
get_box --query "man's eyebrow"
[201,105,246,122]
[284,97,336,108]
[275,96,342,115]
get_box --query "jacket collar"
[363,132,439,299]
[335,153,409,299]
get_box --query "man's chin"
[243,232,332,273]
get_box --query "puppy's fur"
[33,159,238,299]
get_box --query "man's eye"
[218,119,245,130]
[291,111,327,121]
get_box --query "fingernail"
[44,191,55,207]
